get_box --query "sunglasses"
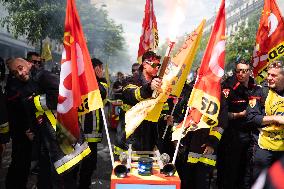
[145,60,161,68]
[32,60,42,65]
[268,61,284,69]
[235,69,250,74]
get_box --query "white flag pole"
[100,107,115,168]
[162,98,179,139]
[172,105,191,165]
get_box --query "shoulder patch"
[249,98,256,108]
[222,89,230,98]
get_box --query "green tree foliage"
[1,0,128,70]
[191,32,209,70]
[0,0,65,44]
[77,1,129,72]
[225,10,261,70]
[77,2,125,60]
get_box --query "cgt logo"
[201,97,218,116]
[268,13,278,37]
[57,43,85,114]
[78,97,90,115]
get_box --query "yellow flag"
[145,20,206,122]
[125,60,182,138]
[171,20,206,97]
[41,41,53,61]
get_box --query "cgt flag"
[180,0,225,130]
[55,0,103,174]
[253,0,284,83]
[137,0,159,64]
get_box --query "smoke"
[76,0,131,76]
[163,0,188,42]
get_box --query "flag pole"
[100,107,115,167]
[162,97,179,139]
[172,105,191,165]
[152,41,175,98]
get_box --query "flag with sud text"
[137,0,159,64]
[56,0,103,172]
[253,0,284,83]
[176,0,225,131]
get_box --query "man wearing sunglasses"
[115,51,163,156]
[247,60,284,183]
[218,59,262,189]
[27,51,43,70]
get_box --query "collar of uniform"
[139,71,151,85]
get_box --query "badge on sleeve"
[249,99,256,108]
[222,89,230,98]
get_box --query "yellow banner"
[125,59,183,138]
[41,41,53,61]
[171,20,206,97]
[145,20,206,122]
[125,21,205,137]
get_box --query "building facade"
[204,0,264,36]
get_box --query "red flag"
[137,0,159,64]
[252,0,284,83]
[179,0,225,129]
[57,0,103,144]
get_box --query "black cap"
[91,58,103,67]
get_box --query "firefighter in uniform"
[7,58,80,189]
[5,58,35,189]
[171,69,198,188]
[174,94,227,189]
[112,72,124,100]
[78,58,108,189]
[247,60,284,182]
[114,51,163,155]
[217,60,262,189]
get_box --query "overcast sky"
[92,0,284,63]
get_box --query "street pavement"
[0,128,116,189]
[91,128,115,189]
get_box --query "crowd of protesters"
[0,50,284,189]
